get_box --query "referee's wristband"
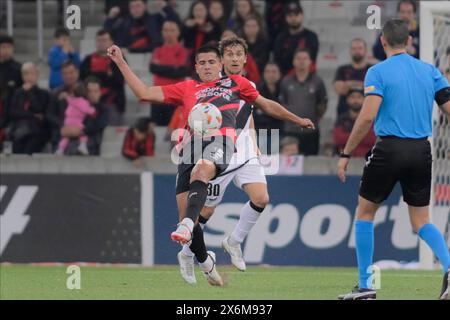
[339,152,351,159]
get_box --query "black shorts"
[175,135,235,195]
[359,136,432,207]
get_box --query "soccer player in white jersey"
[178,37,270,284]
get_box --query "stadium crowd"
[1,0,447,161]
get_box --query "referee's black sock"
[190,224,208,263]
[186,180,208,223]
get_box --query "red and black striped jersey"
[161,74,260,142]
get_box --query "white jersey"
[227,81,259,169]
[204,82,267,207]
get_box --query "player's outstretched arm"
[253,95,315,129]
[107,45,164,103]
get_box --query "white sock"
[199,256,214,273]
[180,217,194,232]
[181,244,194,257]
[230,202,262,245]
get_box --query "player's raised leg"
[179,207,214,282]
[171,159,216,244]
[176,183,223,286]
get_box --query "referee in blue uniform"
[337,19,450,300]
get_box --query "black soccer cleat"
[338,286,376,300]
[439,268,449,300]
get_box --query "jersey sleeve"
[235,75,260,103]
[364,67,384,97]
[161,81,188,106]
[432,66,450,93]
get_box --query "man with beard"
[80,29,125,125]
[273,2,319,76]
[333,88,376,158]
[333,38,372,118]
[104,0,180,53]
[372,0,419,61]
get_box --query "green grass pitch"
[0,264,444,300]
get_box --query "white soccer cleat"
[177,251,196,284]
[202,251,223,286]
[170,223,192,245]
[222,236,246,271]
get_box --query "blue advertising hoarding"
[153,175,421,266]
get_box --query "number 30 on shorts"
[207,183,220,197]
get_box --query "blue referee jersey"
[364,53,449,138]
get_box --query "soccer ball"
[188,103,222,136]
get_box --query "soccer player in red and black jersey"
[108,42,314,280]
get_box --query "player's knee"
[251,193,269,210]
[191,162,215,183]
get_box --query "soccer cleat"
[221,236,246,271]
[177,251,196,284]
[338,286,376,300]
[439,268,449,300]
[170,223,192,245]
[202,251,224,286]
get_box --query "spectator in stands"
[228,0,263,35]
[221,28,237,40]
[254,62,283,134]
[122,117,155,168]
[0,35,22,114]
[48,28,81,90]
[105,0,129,18]
[242,15,270,73]
[0,90,6,152]
[372,0,419,61]
[208,0,229,33]
[84,77,109,155]
[265,0,293,48]
[60,77,110,156]
[104,0,180,53]
[80,29,125,125]
[274,2,319,76]
[333,38,372,118]
[9,63,50,155]
[150,20,189,126]
[47,60,82,150]
[56,83,97,155]
[279,49,327,156]
[206,0,234,21]
[183,0,222,67]
[219,30,260,84]
[333,88,376,157]
[280,136,300,156]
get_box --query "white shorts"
[205,157,267,207]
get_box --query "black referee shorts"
[359,136,432,207]
[175,135,235,195]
